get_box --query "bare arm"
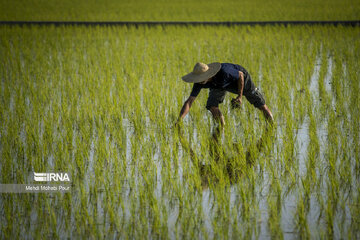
[231,71,244,108]
[177,96,196,122]
[236,71,244,101]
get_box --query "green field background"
[1,25,359,238]
[0,0,359,21]
[1,0,360,238]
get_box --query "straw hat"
[182,62,221,83]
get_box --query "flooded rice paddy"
[0,25,359,239]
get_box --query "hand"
[174,118,182,129]
[236,95,242,104]
[231,96,242,109]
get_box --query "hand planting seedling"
[177,62,274,126]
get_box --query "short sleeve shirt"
[190,63,250,97]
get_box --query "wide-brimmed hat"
[182,62,221,83]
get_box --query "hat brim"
[181,62,221,83]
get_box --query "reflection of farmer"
[177,62,274,126]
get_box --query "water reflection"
[177,125,273,189]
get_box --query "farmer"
[177,62,273,126]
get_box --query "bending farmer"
[177,62,273,126]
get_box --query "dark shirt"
[190,63,251,97]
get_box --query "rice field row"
[1,0,359,22]
[0,25,359,239]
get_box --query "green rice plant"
[267,195,283,239]
[295,191,310,239]
[0,24,359,239]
